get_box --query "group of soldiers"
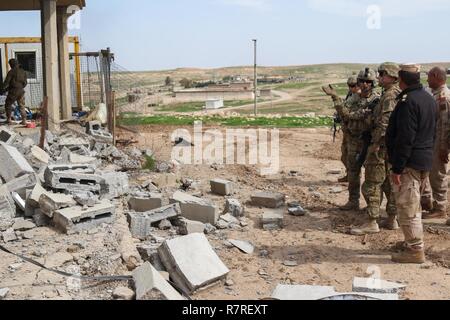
[1,58,29,126]
[323,63,450,264]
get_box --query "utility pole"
[252,39,257,116]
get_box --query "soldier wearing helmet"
[1,59,28,125]
[351,63,401,235]
[323,68,380,211]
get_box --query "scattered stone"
[228,239,255,254]
[224,198,245,217]
[158,219,172,230]
[39,192,76,218]
[0,142,34,182]
[156,162,170,173]
[53,200,115,234]
[176,218,205,235]
[158,233,230,294]
[170,191,219,225]
[251,192,285,208]
[101,172,130,199]
[132,262,183,300]
[288,206,307,217]
[32,210,51,227]
[225,280,234,287]
[352,277,407,294]
[12,218,36,231]
[128,194,163,212]
[311,192,322,199]
[283,260,299,267]
[262,209,284,230]
[0,287,10,299]
[27,183,50,208]
[30,146,50,164]
[5,173,37,196]
[259,250,269,257]
[73,191,99,207]
[0,128,17,144]
[215,220,229,230]
[220,213,239,225]
[112,286,135,300]
[2,228,17,242]
[128,204,181,239]
[0,185,16,224]
[22,230,35,239]
[210,179,233,196]
[69,153,98,165]
[204,223,217,234]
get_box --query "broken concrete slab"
[11,192,26,212]
[128,204,181,240]
[158,233,229,294]
[262,209,284,230]
[69,153,98,165]
[73,191,99,207]
[12,218,36,231]
[53,199,115,234]
[220,213,239,225]
[228,239,254,254]
[210,179,233,196]
[27,183,49,208]
[152,173,178,188]
[0,185,16,228]
[128,194,163,212]
[132,262,184,300]
[1,228,17,242]
[32,210,51,227]
[352,277,407,294]
[251,192,285,208]
[112,286,135,300]
[0,287,10,299]
[170,191,219,225]
[57,136,90,150]
[30,146,50,164]
[272,285,337,300]
[5,173,38,198]
[224,198,245,217]
[0,142,34,182]
[101,172,130,199]
[39,193,76,218]
[176,218,205,235]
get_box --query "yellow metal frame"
[0,36,82,108]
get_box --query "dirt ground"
[1,125,449,300]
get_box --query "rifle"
[332,112,341,143]
[356,97,380,166]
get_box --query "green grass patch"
[156,100,257,113]
[118,114,333,128]
[142,155,156,170]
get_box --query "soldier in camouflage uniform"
[323,68,379,210]
[338,76,361,183]
[351,63,401,235]
[1,59,28,125]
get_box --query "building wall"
[174,90,254,102]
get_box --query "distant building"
[205,99,224,110]
[174,81,254,102]
[260,88,272,98]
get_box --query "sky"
[0,0,449,71]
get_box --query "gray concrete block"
[100,172,130,199]
[176,218,205,235]
[0,142,34,182]
[44,166,105,194]
[57,137,90,150]
[128,194,163,212]
[228,239,254,254]
[27,183,49,208]
[5,173,37,197]
[53,199,115,234]
[39,193,76,218]
[170,191,219,225]
[0,185,16,225]
[0,128,17,145]
[262,209,284,230]
[224,198,245,217]
[352,277,407,294]
[210,179,233,196]
[30,146,50,164]
[128,203,181,240]
[132,262,184,300]
[251,192,285,208]
[32,210,51,227]
[158,233,229,294]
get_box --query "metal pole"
[252,39,257,116]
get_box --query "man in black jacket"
[386,64,437,264]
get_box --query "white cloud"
[307,0,450,17]
[220,0,271,11]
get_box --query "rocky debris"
[158,219,172,230]
[1,228,17,242]
[44,165,105,195]
[262,209,284,230]
[39,193,77,218]
[0,287,10,299]
[288,205,307,217]
[112,286,135,300]
[180,178,194,191]
[128,204,181,240]
[128,194,163,212]
[100,171,130,199]
[86,121,113,144]
[224,198,245,217]
[251,192,285,208]
[0,142,34,182]
[158,233,229,294]
[132,262,183,300]
[30,146,50,165]
[73,191,100,207]
[283,260,299,267]
[170,191,219,225]
[12,218,36,231]
[0,128,17,144]
[352,277,407,294]
[228,239,255,254]
[210,179,233,196]
[204,223,217,234]
[32,211,51,227]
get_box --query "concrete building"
[0,0,87,131]
[174,89,254,102]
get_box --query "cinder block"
[128,194,163,212]
[210,179,233,196]
[44,165,105,194]
[39,193,77,218]
[0,128,17,145]
[128,203,181,240]
[224,198,245,217]
[53,199,115,234]
[0,142,34,182]
[251,192,285,208]
[101,172,130,199]
[169,191,219,225]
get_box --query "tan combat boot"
[421,197,433,212]
[339,201,360,211]
[422,210,447,220]
[391,246,425,264]
[350,219,380,235]
[379,216,400,230]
